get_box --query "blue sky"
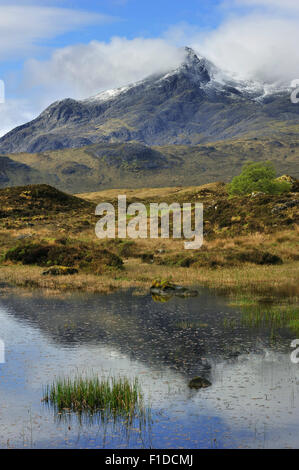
[27,0,224,47]
[0,0,224,69]
[65,0,224,39]
[0,0,299,135]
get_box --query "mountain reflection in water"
[0,288,298,449]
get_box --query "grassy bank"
[0,251,298,303]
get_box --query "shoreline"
[0,258,298,305]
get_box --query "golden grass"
[78,182,224,204]
[0,181,298,301]
[0,257,298,301]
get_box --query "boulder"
[150,279,198,298]
[276,175,299,192]
[188,377,211,389]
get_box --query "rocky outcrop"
[150,279,198,299]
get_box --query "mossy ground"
[4,238,123,274]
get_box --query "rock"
[271,200,298,214]
[150,279,198,298]
[151,293,172,303]
[42,266,78,276]
[150,287,175,297]
[276,175,299,192]
[188,377,211,389]
[276,174,296,184]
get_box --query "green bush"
[228,162,291,196]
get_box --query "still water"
[0,287,298,449]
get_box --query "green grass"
[235,301,299,331]
[288,319,299,334]
[42,375,147,419]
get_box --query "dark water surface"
[0,287,298,449]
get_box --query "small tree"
[228,161,291,196]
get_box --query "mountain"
[1,47,299,154]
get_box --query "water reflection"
[1,288,290,376]
[0,287,298,448]
[44,399,153,449]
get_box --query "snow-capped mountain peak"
[83,47,216,105]
[83,47,289,107]
[0,47,297,155]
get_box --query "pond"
[0,287,298,449]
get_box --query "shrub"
[4,239,123,273]
[234,250,283,265]
[228,162,291,196]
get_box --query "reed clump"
[233,300,299,331]
[43,375,146,418]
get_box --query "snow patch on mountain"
[81,47,290,107]
[83,85,132,104]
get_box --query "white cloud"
[0,3,117,136]
[0,5,113,59]
[193,14,299,83]
[0,99,36,138]
[0,37,184,137]
[164,0,299,85]
[233,0,299,12]
[24,37,185,100]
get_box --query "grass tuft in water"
[229,296,299,333]
[42,375,146,418]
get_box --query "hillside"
[79,181,299,237]
[0,135,298,193]
[0,184,93,219]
